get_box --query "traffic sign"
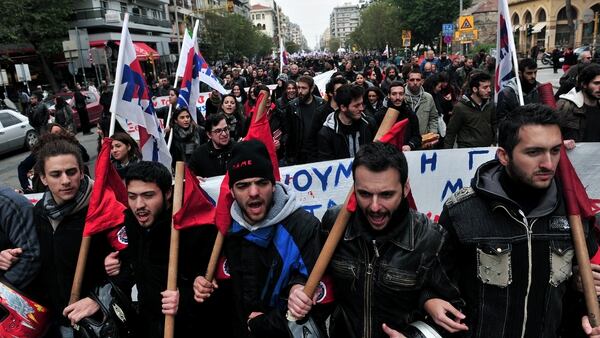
[454,29,479,44]
[443,35,453,44]
[442,23,454,36]
[403,38,411,47]
[459,16,475,31]
[402,30,412,40]
[15,64,31,82]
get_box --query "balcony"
[72,8,171,29]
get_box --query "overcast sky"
[253,0,360,49]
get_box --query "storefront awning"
[532,22,546,34]
[113,41,160,61]
[513,24,521,32]
[90,40,107,48]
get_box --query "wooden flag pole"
[68,236,92,305]
[205,90,270,282]
[293,106,400,311]
[570,214,600,327]
[164,161,185,338]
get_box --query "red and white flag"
[110,14,172,169]
[495,0,524,104]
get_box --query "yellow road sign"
[454,29,478,44]
[459,16,475,31]
[402,30,412,40]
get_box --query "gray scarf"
[230,183,299,232]
[405,86,424,112]
[42,176,93,230]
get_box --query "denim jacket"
[434,160,597,338]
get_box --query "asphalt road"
[0,67,564,190]
[0,127,100,190]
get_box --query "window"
[0,113,21,128]
[557,6,579,21]
[121,2,127,13]
[262,13,265,19]
[512,13,520,25]
[101,0,108,11]
[537,8,546,22]
[524,11,532,23]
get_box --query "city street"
[0,128,100,190]
[0,66,565,191]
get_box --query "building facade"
[330,4,360,48]
[250,4,277,38]
[509,0,600,53]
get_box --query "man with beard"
[556,50,593,99]
[405,69,440,140]
[316,84,377,160]
[444,72,496,148]
[380,65,400,95]
[455,57,474,88]
[158,77,172,97]
[284,75,325,164]
[105,161,230,337]
[375,81,422,150]
[193,140,322,338]
[423,104,600,338]
[189,113,234,178]
[497,58,540,121]
[557,63,600,144]
[291,142,452,338]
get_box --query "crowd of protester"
[2,48,600,338]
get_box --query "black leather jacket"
[322,203,449,338]
[434,160,597,338]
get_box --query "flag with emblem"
[110,14,171,169]
[84,137,128,251]
[172,165,216,230]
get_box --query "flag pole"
[164,161,185,338]
[71,13,131,304]
[571,213,600,327]
[109,14,131,137]
[167,20,200,149]
[288,107,400,321]
[205,90,270,282]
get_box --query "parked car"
[47,91,103,130]
[0,109,38,155]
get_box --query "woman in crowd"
[170,107,206,164]
[218,94,245,141]
[271,73,288,102]
[353,73,373,90]
[363,87,384,119]
[231,83,247,113]
[110,132,141,178]
[275,80,297,111]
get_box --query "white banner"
[27,144,600,222]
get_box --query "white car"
[0,109,39,155]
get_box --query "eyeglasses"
[211,126,230,135]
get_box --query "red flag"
[173,166,216,230]
[347,118,416,212]
[84,138,128,251]
[556,146,600,219]
[214,92,281,234]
